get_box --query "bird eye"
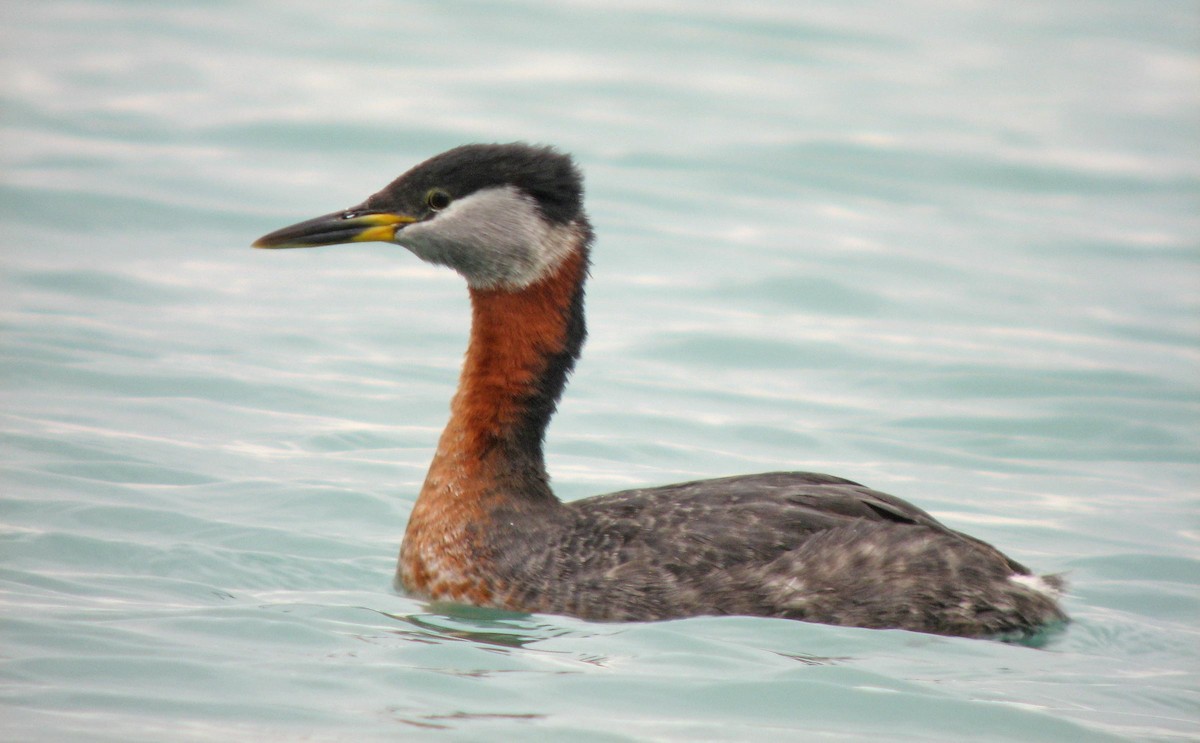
[425,189,452,211]
[342,211,358,219]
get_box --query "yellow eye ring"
[425,189,452,211]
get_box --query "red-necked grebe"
[252,142,1067,638]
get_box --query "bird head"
[252,143,589,290]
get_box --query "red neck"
[398,246,589,601]
[454,245,588,476]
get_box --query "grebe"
[253,143,1067,638]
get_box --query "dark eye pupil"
[428,190,451,210]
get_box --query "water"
[2,1,1198,740]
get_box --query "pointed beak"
[252,211,417,249]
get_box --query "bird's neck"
[399,232,590,601]
[451,241,589,490]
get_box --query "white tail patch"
[1009,573,1062,598]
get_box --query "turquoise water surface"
[3,1,1199,740]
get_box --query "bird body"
[253,143,1067,638]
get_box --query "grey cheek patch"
[397,186,579,290]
